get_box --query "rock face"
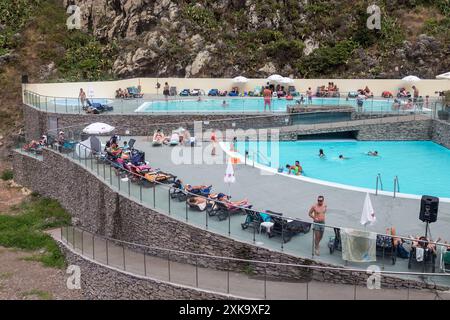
[65,0,450,78]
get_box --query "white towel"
[416,247,424,262]
[198,202,207,211]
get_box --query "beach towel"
[341,228,377,262]
[198,202,207,211]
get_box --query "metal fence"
[59,225,450,300]
[22,90,445,117]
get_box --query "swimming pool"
[237,140,450,199]
[136,97,416,113]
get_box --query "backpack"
[397,243,409,259]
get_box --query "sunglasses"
[318,199,324,202]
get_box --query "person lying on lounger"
[184,183,210,192]
[217,193,249,207]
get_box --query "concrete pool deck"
[133,136,450,240]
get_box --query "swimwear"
[313,221,325,232]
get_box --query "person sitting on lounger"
[410,235,441,254]
[153,130,165,144]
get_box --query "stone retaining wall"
[431,120,450,149]
[13,149,448,291]
[279,119,433,141]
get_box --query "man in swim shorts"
[309,195,327,256]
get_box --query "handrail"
[251,150,271,167]
[376,173,383,195]
[394,176,400,198]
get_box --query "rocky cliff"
[69,0,450,79]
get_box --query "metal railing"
[394,176,400,198]
[22,90,443,117]
[376,173,383,195]
[59,225,450,300]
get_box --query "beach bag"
[397,243,409,259]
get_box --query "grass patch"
[0,196,71,268]
[0,271,13,279]
[22,289,54,300]
[1,169,13,181]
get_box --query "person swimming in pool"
[286,161,303,175]
[368,151,379,156]
[222,100,228,107]
[339,154,349,160]
[319,149,325,158]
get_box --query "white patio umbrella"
[360,193,376,227]
[436,72,450,80]
[173,127,186,134]
[82,122,115,135]
[224,159,236,197]
[267,74,284,83]
[402,75,421,82]
[232,76,249,84]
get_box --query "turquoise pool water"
[237,140,450,198]
[54,98,113,106]
[136,97,407,113]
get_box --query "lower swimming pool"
[237,140,450,199]
[136,97,421,113]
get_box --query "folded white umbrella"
[436,72,450,80]
[267,74,284,82]
[224,160,236,184]
[83,122,115,134]
[232,76,249,84]
[402,75,421,82]
[360,193,376,227]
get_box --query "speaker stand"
[422,221,430,274]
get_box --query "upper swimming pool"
[236,140,450,199]
[135,97,421,113]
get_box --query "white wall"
[23,77,450,99]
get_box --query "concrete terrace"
[55,135,448,279]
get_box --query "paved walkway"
[50,228,450,300]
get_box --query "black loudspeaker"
[21,74,29,84]
[419,195,439,223]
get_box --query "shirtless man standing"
[263,86,272,112]
[309,195,327,255]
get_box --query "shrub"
[266,39,305,61]
[1,169,13,181]
[182,5,218,30]
[297,40,358,76]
